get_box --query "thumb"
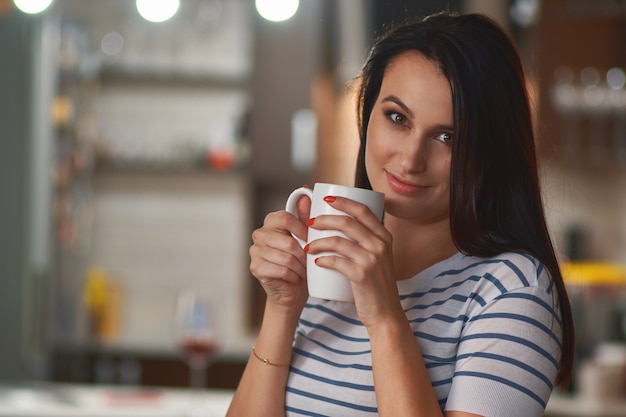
[296,195,311,223]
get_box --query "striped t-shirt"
[285,251,563,417]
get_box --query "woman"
[227,12,574,417]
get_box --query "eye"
[435,132,453,144]
[385,111,408,126]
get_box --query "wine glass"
[173,290,219,390]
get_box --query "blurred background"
[1,0,626,415]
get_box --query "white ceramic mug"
[285,183,384,302]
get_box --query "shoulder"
[402,251,549,298]
[436,252,556,311]
[445,251,549,289]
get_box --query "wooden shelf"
[98,65,249,90]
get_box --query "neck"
[384,215,457,281]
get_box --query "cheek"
[440,160,452,206]
[364,127,389,181]
[365,119,391,161]
[440,161,452,194]
[432,146,452,176]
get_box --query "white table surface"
[0,383,234,417]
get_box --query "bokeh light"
[13,0,54,14]
[255,0,299,22]
[136,0,180,23]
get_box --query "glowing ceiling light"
[13,0,54,14]
[136,0,180,23]
[255,0,299,22]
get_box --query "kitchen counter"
[0,383,234,417]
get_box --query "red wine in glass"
[178,337,219,369]
[173,291,219,389]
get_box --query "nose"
[399,136,427,174]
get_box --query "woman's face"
[365,51,453,225]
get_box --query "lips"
[385,171,426,195]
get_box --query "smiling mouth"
[385,171,426,195]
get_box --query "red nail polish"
[323,196,336,203]
[302,184,311,189]
[314,257,320,265]
[306,218,315,227]
[303,244,310,253]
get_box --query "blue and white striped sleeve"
[445,268,563,417]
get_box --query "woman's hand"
[249,196,311,312]
[306,196,402,328]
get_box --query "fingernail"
[303,244,310,253]
[306,218,315,227]
[314,257,320,265]
[323,196,336,203]
[302,184,311,189]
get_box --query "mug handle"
[285,186,313,248]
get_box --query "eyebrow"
[381,95,415,119]
[381,95,455,132]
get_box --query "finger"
[308,213,391,254]
[310,237,389,287]
[252,227,306,269]
[306,235,360,260]
[296,194,312,223]
[312,251,374,288]
[322,196,387,240]
[249,242,306,284]
[250,256,304,286]
[262,210,309,247]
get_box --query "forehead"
[379,51,453,122]
[383,50,449,90]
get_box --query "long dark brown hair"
[355,12,574,387]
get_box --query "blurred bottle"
[83,266,122,344]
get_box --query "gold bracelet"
[252,346,291,367]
